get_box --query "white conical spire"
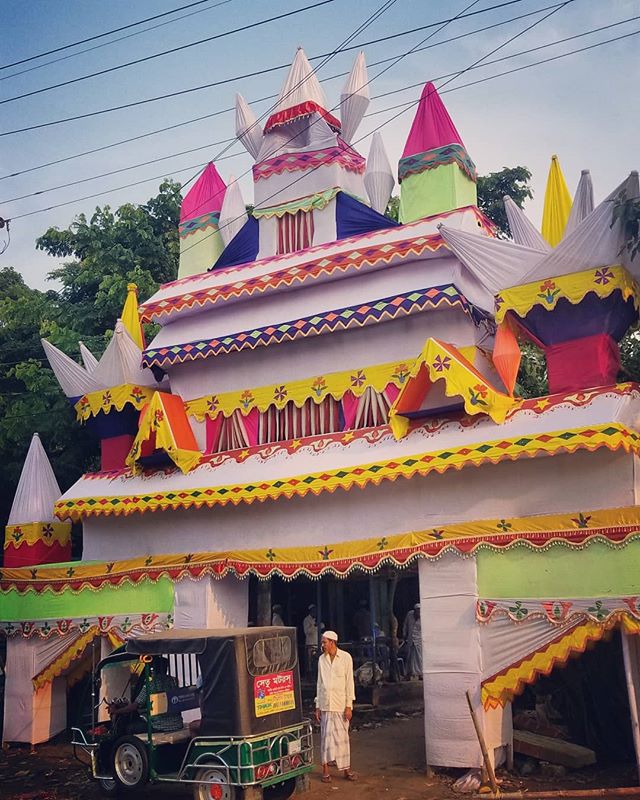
[219,175,248,246]
[564,169,594,237]
[364,133,394,215]
[503,196,550,251]
[79,341,99,373]
[91,320,157,388]
[438,224,545,294]
[8,434,62,525]
[42,338,96,398]
[521,171,640,283]
[235,94,263,159]
[270,48,328,120]
[340,52,369,144]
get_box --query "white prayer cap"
[322,630,338,642]
[414,603,421,610]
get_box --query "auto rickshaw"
[71,627,313,798]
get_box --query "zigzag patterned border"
[142,285,479,369]
[53,424,639,520]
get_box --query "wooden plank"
[513,730,596,768]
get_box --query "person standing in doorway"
[272,604,285,626]
[403,603,423,679]
[315,631,357,783]
[303,604,321,676]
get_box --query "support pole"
[465,689,498,795]
[256,579,271,627]
[369,575,377,678]
[316,580,323,653]
[622,631,640,784]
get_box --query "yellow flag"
[121,283,145,350]
[541,155,572,247]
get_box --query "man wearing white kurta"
[314,631,357,783]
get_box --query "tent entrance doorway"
[510,630,638,778]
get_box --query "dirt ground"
[0,714,638,800]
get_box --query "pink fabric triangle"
[180,163,227,222]
[402,82,465,159]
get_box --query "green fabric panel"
[179,227,224,279]
[399,163,477,223]
[477,539,640,599]
[0,577,174,621]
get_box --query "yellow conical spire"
[541,155,572,247]
[121,283,145,350]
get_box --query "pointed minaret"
[91,319,157,389]
[178,162,227,279]
[41,338,95,399]
[365,133,394,215]
[503,196,550,251]
[264,47,340,133]
[399,82,477,223]
[219,175,248,246]
[3,434,72,568]
[541,155,572,247]
[120,282,145,350]
[340,52,369,144]
[79,341,98,373]
[564,169,594,237]
[236,94,263,159]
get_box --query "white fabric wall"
[168,305,481,402]
[312,198,337,248]
[173,575,248,629]
[419,555,512,769]
[3,635,79,744]
[83,448,634,561]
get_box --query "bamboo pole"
[465,689,499,795]
[484,788,640,799]
[621,631,640,784]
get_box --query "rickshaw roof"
[126,626,295,655]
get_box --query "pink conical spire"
[180,162,227,222]
[402,82,465,159]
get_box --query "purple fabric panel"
[213,217,259,270]
[521,293,637,346]
[335,192,397,239]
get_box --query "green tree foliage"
[0,181,182,535]
[477,166,533,238]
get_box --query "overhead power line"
[1,0,336,106]
[2,9,636,204]
[1,1,236,81]
[0,0,218,70]
[0,0,525,135]
[10,26,636,222]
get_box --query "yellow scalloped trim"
[185,359,412,421]
[74,384,155,422]
[33,627,99,690]
[495,265,639,324]
[389,338,516,438]
[4,522,71,550]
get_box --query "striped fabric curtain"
[277,210,314,254]
[207,410,251,453]
[352,386,392,429]
[258,397,340,444]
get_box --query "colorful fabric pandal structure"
[5,47,640,777]
[178,162,227,278]
[4,434,71,568]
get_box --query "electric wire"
[0,0,527,137]
[1,0,337,105]
[9,23,635,222]
[1,1,236,81]
[3,8,635,205]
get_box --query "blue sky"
[1,0,639,289]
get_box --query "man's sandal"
[344,771,358,781]
[321,775,332,783]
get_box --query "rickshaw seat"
[134,726,192,746]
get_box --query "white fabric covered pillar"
[173,576,248,629]
[3,635,75,744]
[419,555,510,768]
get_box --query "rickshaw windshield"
[245,634,297,676]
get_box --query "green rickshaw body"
[72,627,313,797]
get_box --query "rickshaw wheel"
[97,777,119,797]
[112,735,149,791]
[193,767,236,800]
[263,777,295,800]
